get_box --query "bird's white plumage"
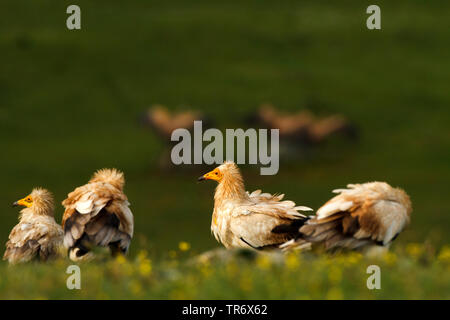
[206,162,312,250]
[298,181,412,251]
[316,200,354,219]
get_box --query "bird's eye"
[26,197,31,202]
[215,172,218,175]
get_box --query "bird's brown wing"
[62,182,134,253]
[3,217,63,264]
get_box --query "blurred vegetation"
[0,244,449,299]
[0,0,449,299]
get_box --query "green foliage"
[0,244,449,299]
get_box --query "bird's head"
[89,168,125,190]
[198,161,242,183]
[13,188,54,216]
[198,161,247,201]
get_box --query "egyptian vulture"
[198,161,313,250]
[283,182,412,252]
[62,168,134,261]
[3,188,63,264]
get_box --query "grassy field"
[0,0,449,299]
[0,244,449,299]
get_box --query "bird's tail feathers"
[279,239,312,252]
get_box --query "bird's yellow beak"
[198,168,223,182]
[13,196,33,208]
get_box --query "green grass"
[0,244,449,299]
[0,0,449,299]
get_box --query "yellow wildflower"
[256,254,272,270]
[345,252,363,265]
[437,246,450,263]
[115,254,127,264]
[137,250,148,262]
[179,241,191,251]
[139,259,152,276]
[285,252,300,270]
[406,243,424,259]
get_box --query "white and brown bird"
[285,182,412,252]
[198,161,313,250]
[62,168,134,261]
[3,188,63,264]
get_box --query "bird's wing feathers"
[244,189,312,219]
[4,217,63,263]
[75,191,110,215]
[352,199,409,245]
[247,189,285,202]
[227,191,312,249]
[316,199,354,219]
[230,214,294,249]
[62,182,133,250]
[62,182,123,218]
[301,182,411,248]
[104,200,134,237]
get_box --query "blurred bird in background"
[140,105,211,170]
[3,188,63,264]
[62,168,134,261]
[282,182,412,254]
[248,104,358,158]
[141,105,203,140]
[198,161,313,250]
[253,103,315,140]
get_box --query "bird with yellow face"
[198,161,313,250]
[3,188,63,264]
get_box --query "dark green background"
[1,0,449,256]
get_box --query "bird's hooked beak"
[12,197,32,208]
[198,168,223,182]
